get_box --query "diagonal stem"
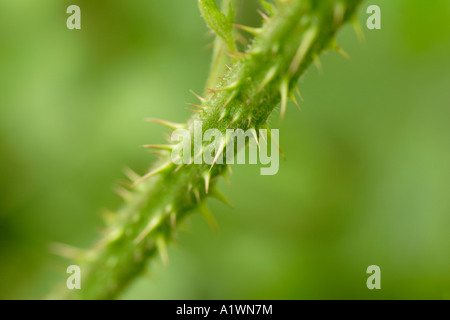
[57,0,363,300]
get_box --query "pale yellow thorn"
[189,89,205,102]
[279,78,289,122]
[134,214,164,245]
[156,236,169,266]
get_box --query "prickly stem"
[59,0,364,300]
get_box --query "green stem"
[59,0,363,300]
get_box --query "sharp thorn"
[114,186,132,201]
[250,128,260,151]
[194,189,201,203]
[123,167,140,182]
[314,55,323,74]
[189,89,205,102]
[200,204,218,233]
[186,107,202,113]
[134,214,164,245]
[290,92,301,111]
[156,235,169,266]
[257,65,278,92]
[211,187,233,208]
[133,161,173,186]
[49,243,84,260]
[216,110,227,123]
[186,102,204,110]
[234,24,262,36]
[257,9,270,22]
[352,19,366,43]
[335,45,351,60]
[227,51,249,60]
[145,118,184,130]
[279,78,289,122]
[210,139,226,169]
[295,86,304,102]
[141,144,174,151]
[203,171,211,194]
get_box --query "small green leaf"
[198,0,237,52]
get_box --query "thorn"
[221,91,237,109]
[234,24,262,36]
[203,171,211,194]
[141,144,174,151]
[235,33,248,46]
[250,128,260,151]
[156,235,169,266]
[123,167,140,182]
[210,139,226,169]
[229,113,241,126]
[290,92,301,111]
[279,77,289,122]
[218,77,226,81]
[289,26,318,75]
[211,187,233,208]
[114,186,132,201]
[189,89,205,102]
[313,55,323,74]
[352,19,365,43]
[225,64,233,71]
[257,9,270,22]
[257,65,278,92]
[200,204,218,233]
[335,45,351,60]
[133,161,174,186]
[260,126,267,144]
[145,118,184,130]
[185,107,202,113]
[50,243,84,260]
[209,81,239,93]
[216,110,227,123]
[186,102,204,110]
[194,189,201,203]
[134,214,164,244]
[227,51,249,60]
[248,117,252,127]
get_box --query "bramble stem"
[60,0,363,300]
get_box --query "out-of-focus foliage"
[0,0,449,299]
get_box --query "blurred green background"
[0,0,449,299]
